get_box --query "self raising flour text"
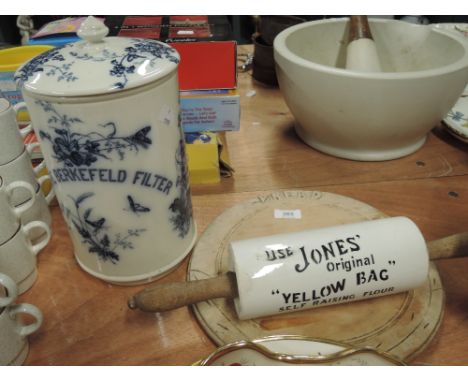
[52,168,173,195]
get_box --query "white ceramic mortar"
[274,18,468,161]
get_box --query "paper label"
[274,209,302,219]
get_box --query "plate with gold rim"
[197,335,405,366]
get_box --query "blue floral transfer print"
[447,110,468,127]
[169,139,193,238]
[125,195,151,216]
[36,101,152,167]
[108,40,180,89]
[14,45,78,84]
[64,192,146,263]
[15,38,179,90]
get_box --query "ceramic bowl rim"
[274,17,468,80]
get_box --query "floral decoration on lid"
[15,16,180,97]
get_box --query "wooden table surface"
[19,45,468,365]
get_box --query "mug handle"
[23,220,52,256]
[37,174,55,205]
[9,303,43,337]
[0,272,18,308]
[5,180,36,218]
[25,143,46,175]
[13,102,33,138]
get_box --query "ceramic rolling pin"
[346,15,382,72]
[128,217,468,320]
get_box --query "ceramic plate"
[444,88,468,143]
[437,23,468,142]
[198,335,405,366]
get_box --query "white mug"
[0,176,36,245]
[0,98,33,166]
[0,272,18,308]
[16,174,54,242]
[0,147,45,206]
[0,302,43,365]
[0,220,51,294]
[25,142,47,175]
[12,102,33,134]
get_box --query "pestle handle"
[346,15,381,72]
[127,272,238,312]
[349,15,374,42]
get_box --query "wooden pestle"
[346,15,382,72]
[128,232,468,313]
[349,15,374,41]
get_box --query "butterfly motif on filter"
[125,195,151,216]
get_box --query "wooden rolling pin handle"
[127,272,238,312]
[128,232,468,313]
[428,232,468,260]
[349,15,374,42]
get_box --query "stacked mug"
[0,272,43,365]
[0,97,53,294]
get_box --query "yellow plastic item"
[0,45,53,121]
[186,133,221,184]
